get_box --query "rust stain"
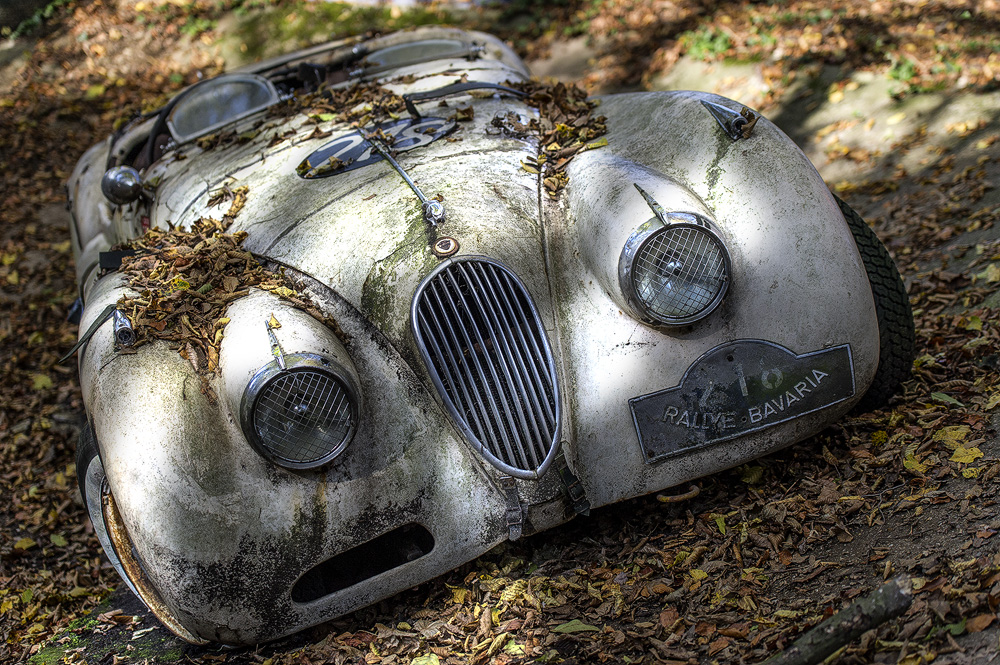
[102,484,209,645]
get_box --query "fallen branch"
[762,575,913,665]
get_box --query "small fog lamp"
[101,166,143,206]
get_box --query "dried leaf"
[411,655,440,665]
[32,374,52,390]
[977,264,1000,283]
[739,465,764,484]
[930,392,964,407]
[966,614,995,633]
[659,608,680,628]
[712,513,727,535]
[448,585,468,604]
[552,619,599,633]
[903,454,928,475]
[773,609,801,619]
[950,446,983,464]
[932,425,969,448]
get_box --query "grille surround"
[240,353,358,469]
[412,257,561,479]
[620,213,731,326]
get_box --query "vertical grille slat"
[455,263,539,468]
[427,280,511,457]
[419,297,486,442]
[484,264,557,428]
[441,268,525,467]
[412,258,561,479]
[498,269,557,400]
[464,264,548,468]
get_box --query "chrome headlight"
[619,212,730,326]
[240,353,358,469]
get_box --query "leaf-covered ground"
[2,1,999,664]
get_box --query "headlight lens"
[620,214,730,326]
[241,353,358,469]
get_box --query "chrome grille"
[412,258,560,479]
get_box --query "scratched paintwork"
[68,28,883,645]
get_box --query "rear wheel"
[835,195,915,411]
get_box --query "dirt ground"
[2,1,1000,664]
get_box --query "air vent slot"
[412,257,561,479]
[291,523,434,603]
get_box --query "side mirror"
[101,166,144,205]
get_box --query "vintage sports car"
[66,27,914,645]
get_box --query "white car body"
[67,27,906,645]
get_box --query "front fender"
[77,277,520,644]
[557,90,878,507]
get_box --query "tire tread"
[835,195,915,411]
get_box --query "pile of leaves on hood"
[114,186,336,388]
[293,80,409,127]
[510,80,608,197]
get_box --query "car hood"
[146,95,548,353]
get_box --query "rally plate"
[630,340,855,463]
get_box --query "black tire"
[76,422,136,592]
[76,420,100,499]
[835,195,915,411]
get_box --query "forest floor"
[2,1,1000,664]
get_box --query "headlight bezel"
[239,352,360,470]
[619,211,731,327]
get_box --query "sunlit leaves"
[410,654,440,665]
[31,374,53,390]
[510,80,607,197]
[950,446,983,464]
[551,619,598,633]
